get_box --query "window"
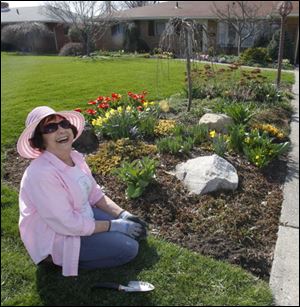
[111,24,124,36]
[228,24,236,47]
[217,22,226,47]
[155,21,166,36]
[148,20,166,37]
[63,25,69,35]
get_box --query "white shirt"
[66,164,94,220]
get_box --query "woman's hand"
[118,210,148,240]
[108,219,143,240]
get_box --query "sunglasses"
[41,119,72,134]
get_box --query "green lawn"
[1,183,272,306]
[1,53,186,150]
[2,52,294,306]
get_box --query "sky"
[6,1,44,7]
[6,1,167,8]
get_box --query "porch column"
[294,23,299,64]
[202,20,208,52]
[53,26,59,52]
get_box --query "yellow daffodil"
[92,116,107,127]
[244,137,250,143]
[277,133,284,139]
[209,130,216,138]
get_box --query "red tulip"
[86,109,97,115]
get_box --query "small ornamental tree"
[159,17,203,111]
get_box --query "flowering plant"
[74,91,160,140]
[74,90,157,125]
[243,129,290,168]
[209,130,229,157]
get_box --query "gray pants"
[78,207,139,270]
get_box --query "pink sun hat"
[17,106,85,159]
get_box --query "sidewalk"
[269,68,299,306]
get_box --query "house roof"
[1,6,63,24]
[114,1,299,20]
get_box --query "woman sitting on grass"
[17,106,147,277]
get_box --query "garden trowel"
[92,281,155,292]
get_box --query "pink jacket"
[19,150,104,276]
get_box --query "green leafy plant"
[156,135,194,155]
[239,47,271,66]
[242,129,290,168]
[86,139,157,175]
[114,157,158,199]
[223,103,256,125]
[211,134,229,157]
[154,119,177,137]
[186,124,209,145]
[96,109,138,140]
[227,124,247,153]
[137,110,158,139]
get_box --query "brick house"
[96,1,299,63]
[1,2,69,52]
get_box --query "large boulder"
[199,113,233,133]
[175,154,238,195]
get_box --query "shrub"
[267,29,294,63]
[59,42,84,56]
[242,129,290,168]
[239,47,271,66]
[68,26,82,42]
[86,139,157,175]
[114,157,158,199]
[154,120,177,137]
[1,22,55,53]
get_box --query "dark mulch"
[3,144,287,281]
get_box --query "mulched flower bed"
[3,144,287,281]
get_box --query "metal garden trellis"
[276,1,293,89]
[159,17,203,112]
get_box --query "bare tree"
[43,1,118,56]
[159,18,203,112]
[211,1,265,55]
[119,1,159,9]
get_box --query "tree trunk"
[237,35,241,56]
[86,35,90,56]
[186,28,192,112]
[276,16,285,89]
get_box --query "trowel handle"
[92,282,121,290]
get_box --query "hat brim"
[17,111,85,159]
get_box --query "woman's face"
[41,115,74,154]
